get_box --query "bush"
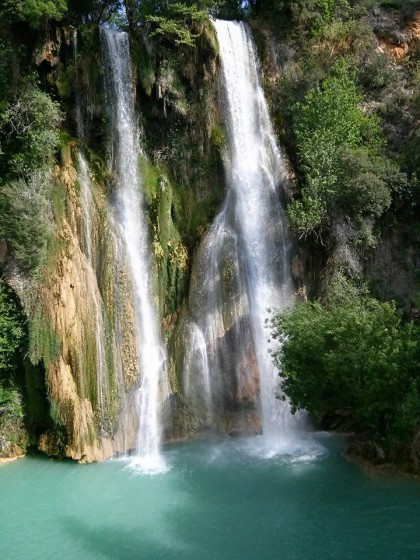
[0,384,28,456]
[289,59,379,231]
[0,79,61,273]
[272,294,420,447]
[0,79,62,180]
[0,280,26,374]
[0,0,67,28]
[146,3,208,48]
[0,173,54,273]
[287,57,406,244]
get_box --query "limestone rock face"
[0,440,25,462]
[34,37,60,67]
[38,183,118,461]
[347,439,386,465]
[375,9,420,61]
[4,149,144,463]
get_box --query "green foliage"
[0,174,54,272]
[0,282,29,455]
[135,44,155,96]
[146,3,208,47]
[290,0,344,35]
[28,311,61,369]
[0,79,62,179]
[251,0,351,36]
[1,0,67,28]
[0,383,28,455]
[289,58,402,241]
[140,156,189,317]
[0,40,14,109]
[0,281,26,374]
[334,147,405,221]
[0,78,62,273]
[56,65,74,99]
[210,125,225,153]
[0,385,24,421]
[272,294,420,447]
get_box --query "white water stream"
[77,152,112,432]
[73,31,111,434]
[101,28,168,471]
[215,19,295,438]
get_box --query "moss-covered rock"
[0,385,28,459]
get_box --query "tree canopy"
[272,293,420,449]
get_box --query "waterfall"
[215,19,296,438]
[101,28,168,471]
[77,152,113,432]
[184,20,297,441]
[185,202,250,420]
[73,30,111,435]
[216,19,296,437]
[76,152,93,264]
[73,29,84,140]
[183,318,213,419]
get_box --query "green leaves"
[0,174,54,272]
[288,58,400,242]
[0,382,28,454]
[0,281,25,374]
[146,3,208,48]
[0,79,61,273]
[0,79,62,179]
[0,385,24,420]
[272,295,420,446]
[1,0,67,28]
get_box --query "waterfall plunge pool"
[1,434,419,560]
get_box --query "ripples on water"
[120,432,328,476]
[1,433,419,560]
[124,453,171,476]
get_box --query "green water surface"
[0,433,419,560]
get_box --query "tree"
[146,3,208,47]
[271,294,420,447]
[0,79,62,179]
[0,79,61,272]
[67,0,122,24]
[288,58,403,242]
[0,281,25,375]
[0,0,68,28]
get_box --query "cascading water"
[76,152,94,263]
[73,30,111,434]
[73,29,84,140]
[184,20,298,443]
[215,19,296,439]
[184,203,250,420]
[77,153,112,432]
[101,28,168,471]
[182,318,212,418]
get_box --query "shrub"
[0,173,54,273]
[288,57,405,243]
[272,294,420,447]
[0,79,62,179]
[0,280,26,374]
[146,3,209,48]
[0,0,67,28]
[0,384,28,455]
